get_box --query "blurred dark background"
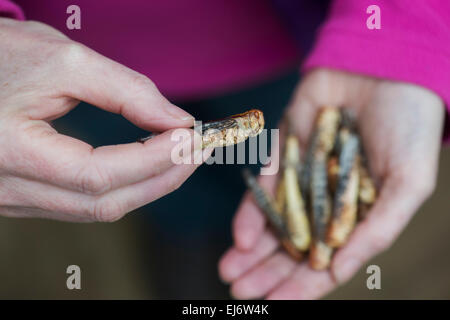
[1,70,449,299]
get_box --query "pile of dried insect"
[243,107,377,270]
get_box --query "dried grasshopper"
[310,155,334,270]
[283,132,311,251]
[309,107,341,270]
[327,131,360,248]
[139,109,265,149]
[242,169,303,261]
[336,110,376,221]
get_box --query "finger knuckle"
[59,42,89,66]
[131,74,155,91]
[129,74,158,101]
[91,198,124,222]
[76,161,112,195]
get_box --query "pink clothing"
[0,0,300,100]
[303,0,450,131]
[0,0,22,19]
[1,0,449,127]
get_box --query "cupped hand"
[0,18,209,222]
[219,68,445,299]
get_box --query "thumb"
[57,43,194,131]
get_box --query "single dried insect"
[327,132,360,248]
[309,108,340,270]
[242,106,378,271]
[310,154,334,270]
[283,133,311,251]
[300,108,340,207]
[138,109,265,149]
[201,109,265,148]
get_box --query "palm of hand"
[219,69,444,299]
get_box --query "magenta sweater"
[1,0,449,126]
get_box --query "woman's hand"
[219,68,445,299]
[0,18,207,222]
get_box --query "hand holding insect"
[219,68,445,299]
[0,18,204,222]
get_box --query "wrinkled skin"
[219,68,444,299]
[0,18,211,222]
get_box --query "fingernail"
[165,103,195,121]
[334,258,360,284]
